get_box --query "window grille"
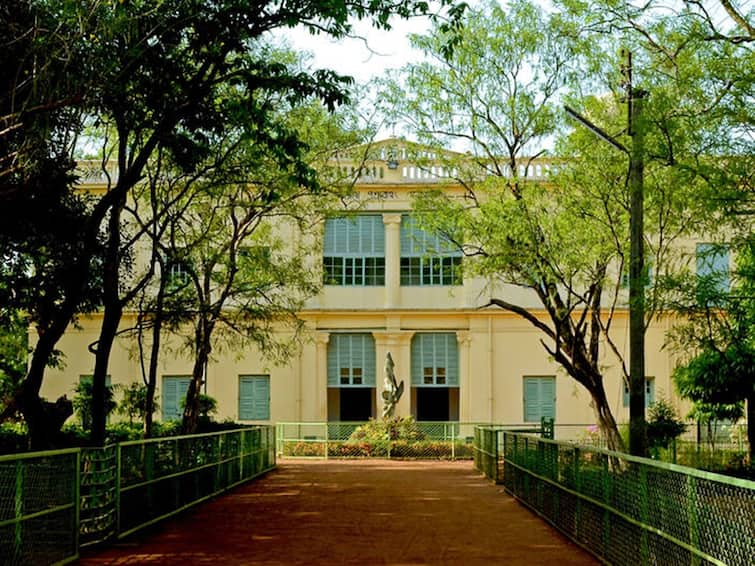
[327,334,376,388]
[239,375,270,420]
[400,215,461,286]
[523,376,556,423]
[162,375,192,421]
[323,216,385,286]
[411,333,459,387]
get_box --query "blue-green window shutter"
[162,376,192,421]
[646,378,655,406]
[523,377,556,422]
[239,375,270,420]
[327,334,376,387]
[696,243,730,294]
[411,333,459,386]
[623,378,656,408]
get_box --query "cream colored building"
[41,140,719,429]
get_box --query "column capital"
[456,330,472,346]
[372,330,414,347]
[314,332,330,346]
[382,213,402,226]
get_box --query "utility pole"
[565,50,648,456]
[623,50,649,457]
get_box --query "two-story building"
[40,139,726,431]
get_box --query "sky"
[282,17,432,85]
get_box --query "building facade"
[41,140,721,429]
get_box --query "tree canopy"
[379,0,753,453]
[0,0,464,448]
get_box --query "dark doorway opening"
[338,388,374,421]
[415,387,459,421]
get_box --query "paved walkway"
[79,459,600,565]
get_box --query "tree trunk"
[90,301,122,445]
[181,349,209,435]
[91,199,126,446]
[747,391,754,464]
[181,317,213,435]
[143,281,166,439]
[18,328,69,449]
[590,382,625,452]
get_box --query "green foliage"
[646,399,686,450]
[348,416,426,443]
[3,0,461,448]
[179,393,218,426]
[669,236,755,458]
[197,394,218,419]
[73,381,117,431]
[0,422,29,454]
[117,383,156,425]
[0,310,29,406]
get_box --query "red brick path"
[79,459,599,565]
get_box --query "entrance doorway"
[328,388,375,421]
[414,387,459,421]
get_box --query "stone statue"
[381,352,404,418]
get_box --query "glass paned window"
[239,375,270,421]
[323,216,385,286]
[327,334,376,388]
[523,376,556,423]
[411,333,459,387]
[400,215,461,286]
[696,243,730,300]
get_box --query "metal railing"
[0,448,80,565]
[118,426,274,539]
[0,426,275,565]
[473,427,755,566]
[277,421,550,459]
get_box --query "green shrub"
[117,383,156,425]
[647,398,687,450]
[73,380,118,430]
[0,422,28,454]
[348,416,426,443]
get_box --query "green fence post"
[602,453,610,556]
[115,445,122,537]
[239,430,245,481]
[640,464,649,565]
[687,475,700,566]
[75,450,81,555]
[14,458,23,561]
[574,446,581,540]
[325,422,329,460]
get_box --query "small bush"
[348,416,426,443]
[647,398,687,450]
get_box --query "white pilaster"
[314,333,330,420]
[456,331,472,422]
[383,213,402,308]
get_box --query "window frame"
[162,375,192,421]
[327,333,376,388]
[238,374,271,421]
[400,215,462,286]
[695,243,730,299]
[622,377,656,409]
[411,333,459,387]
[323,215,385,286]
[523,376,556,423]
